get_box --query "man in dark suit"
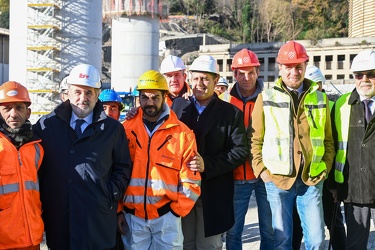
[171,55,248,249]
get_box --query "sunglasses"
[353,72,375,80]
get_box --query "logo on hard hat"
[6,90,18,97]
[79,73,89,79]
[288,52,296,59]
[243,56,250,63]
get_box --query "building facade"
[196,37,375,88]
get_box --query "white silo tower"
[10,0,102,123]
[103,0,162,92]
[349,0,375,37]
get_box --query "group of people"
[1,40,375,250]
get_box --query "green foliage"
[0,0,9,29]
[242,0,251,42]
[0,9,9,29]
[168,0,349,43]
[0,0,9,12]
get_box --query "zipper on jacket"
[131,131,142,148]
[197,115,200,122]
[18,151,22,168]
[242,162,247,179]
[307,106,317,129]
[144,138,152,221]
[157,135,173,150]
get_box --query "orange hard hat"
[276,40,309,64]
[231,49,260,70]
[0,81,31,106]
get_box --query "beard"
[142,104,163,118]
[71,102,95,118]
[357,83,375,98]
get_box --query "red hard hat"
[0,81,31,106]
[276,40,309,64]
[231,49,260,70]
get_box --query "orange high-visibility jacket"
[220,92,256,181]
[0,133,44,249]
[122,108,201,220]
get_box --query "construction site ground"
[41,193,375,249]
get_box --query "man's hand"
[182,90,193,100]
[117,212,127,235]
[260,170,271,183]
[125,107,139,120]
[187,150,204,174]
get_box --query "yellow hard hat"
[136,70,169,91]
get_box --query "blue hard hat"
[99,89,125,111]
[132,88,139,97]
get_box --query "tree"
[242,0,251,42]
[259,0,297,42]
[0,0,9,29]
[165,0,348,43]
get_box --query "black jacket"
[171,95,248,237]
[33,100,132,250]
[331,89,375,205]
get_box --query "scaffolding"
[27,0,62,118]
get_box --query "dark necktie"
[363,99,373,125]
[291,90,300,112]
[75,119,85,137]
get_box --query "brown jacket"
[251,80,335,190]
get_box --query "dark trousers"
[292,181,346,250]
[345,203,375,250]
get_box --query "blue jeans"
[265,178,324,250]
[226,179,274,250]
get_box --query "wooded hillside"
[168,0,348,43]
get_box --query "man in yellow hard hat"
[124,55,191,119]
[251,40,334,249]
[0,81,44,250]
[118,70,201,250]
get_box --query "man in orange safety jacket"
[118,70,201,250]
[0,81,44,250]
[219,49,273,250]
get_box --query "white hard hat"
[160,55,186,74]
[67,64,101,89]
[351,50,375,72]
[217,77,228,86]
[305,65,325,84]
[59,76,69,92]
[190,55,219,75]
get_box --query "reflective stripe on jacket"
[220,91,256,181]
[0,134,44,249]
[122,107,201,220]
[261,79,327,176]
[332,92,351,183]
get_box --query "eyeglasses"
[353,72,375,80]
